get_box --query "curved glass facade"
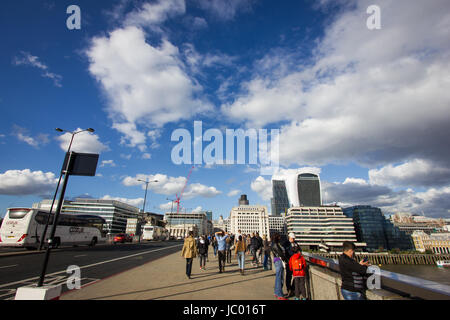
[297,173,321,206]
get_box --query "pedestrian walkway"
[61,251,276,300]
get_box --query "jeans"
[251,248,257,263]
[341,289,365,300]
[237,251,245,269]
[218,250,226,271]
[226,249,232,263]
[214,246,218,256]
[186,258,193,277]
[199,254,207,268]
[263,253,269,269]
[274,259,285,297]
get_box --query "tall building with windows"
[286,206,366,251]
[229,204,270,238]
[34,198,141,234]
[164,211,209,237]
[269,216,286,237]
[343,206,413,252]
[297,173,321,207]
[271,180,290,216]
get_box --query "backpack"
[290,253,306,277]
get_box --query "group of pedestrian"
[271,232,308,300]
[181,230,372,301]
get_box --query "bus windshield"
[8,209,30,219]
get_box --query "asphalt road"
[0,240,184,300]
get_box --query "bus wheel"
[89,237,97,247]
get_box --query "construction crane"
[175,166,195,213]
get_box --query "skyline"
[1,0,450,220]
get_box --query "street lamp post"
[137,179,158,214]
[37,127,95,287]
[38,128,95,251]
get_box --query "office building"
[229,204,270,238]
[297,173,321,206]
[271,180,290,216]
[390,213,446,235]
[412,231,450,254]
[238,194,249,205]
[164,211,209,237]
[344,206,413,251]
[269,216,286,237]
[286,206,366,251]
[34,198,141,234]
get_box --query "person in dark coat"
[339,241,370,300]
[197,235,209,270]
[282,233,300,297]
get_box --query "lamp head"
[55,128,64,133]
[87,128,95,133]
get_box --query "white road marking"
[0,243,183,289]
[0,265,18,269]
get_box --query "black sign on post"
[61,152,99,176]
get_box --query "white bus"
[142,225,168,241]
[0,208,106,250]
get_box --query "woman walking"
[271,233,288,300]
[197,235,208,270]
[235,235,247,275]
[181,231,197,279]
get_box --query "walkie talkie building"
[297,173,321,207]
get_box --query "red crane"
[175,166,194,213]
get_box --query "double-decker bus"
[0,208,106,250]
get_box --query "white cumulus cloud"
[0,169,58,195]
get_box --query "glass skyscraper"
[343,205,413,252]
[297,173,321,206]
[271,180,290,216]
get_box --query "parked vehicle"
[142,225,168,241]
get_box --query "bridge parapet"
[303,252,450,300]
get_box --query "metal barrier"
[303,252,450,300]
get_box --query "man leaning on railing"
[338,241,370,300]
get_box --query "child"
[288,246,307,300]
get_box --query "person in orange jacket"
[289,246,307,300]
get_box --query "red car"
[113,233,133,244]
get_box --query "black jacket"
[197,239,209,255]
[250,236,261,250]
[338,254,368,293]
[282,240,299,260]
[271,242,288,263]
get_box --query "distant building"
[344,206,413,252]
[286,206,366,251]
[229,204,270,238]
[238,194,249,205]
[33,198,141,234]
[297,173,321,206]
[268,216,286,237]
[205,211,213,221]
[412,231,450,254]
[213,215,227,233]
[271,180,290,216]
[390,213,445,235]
[164,211,209,237]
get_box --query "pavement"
[61,250,278,300]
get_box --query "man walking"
[215,231,229,273]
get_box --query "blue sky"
[1,0,450,219]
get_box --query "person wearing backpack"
[256,232,263,266]
[181,231,197,279]
[289,246,307,300]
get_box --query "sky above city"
[1,0,450,219]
